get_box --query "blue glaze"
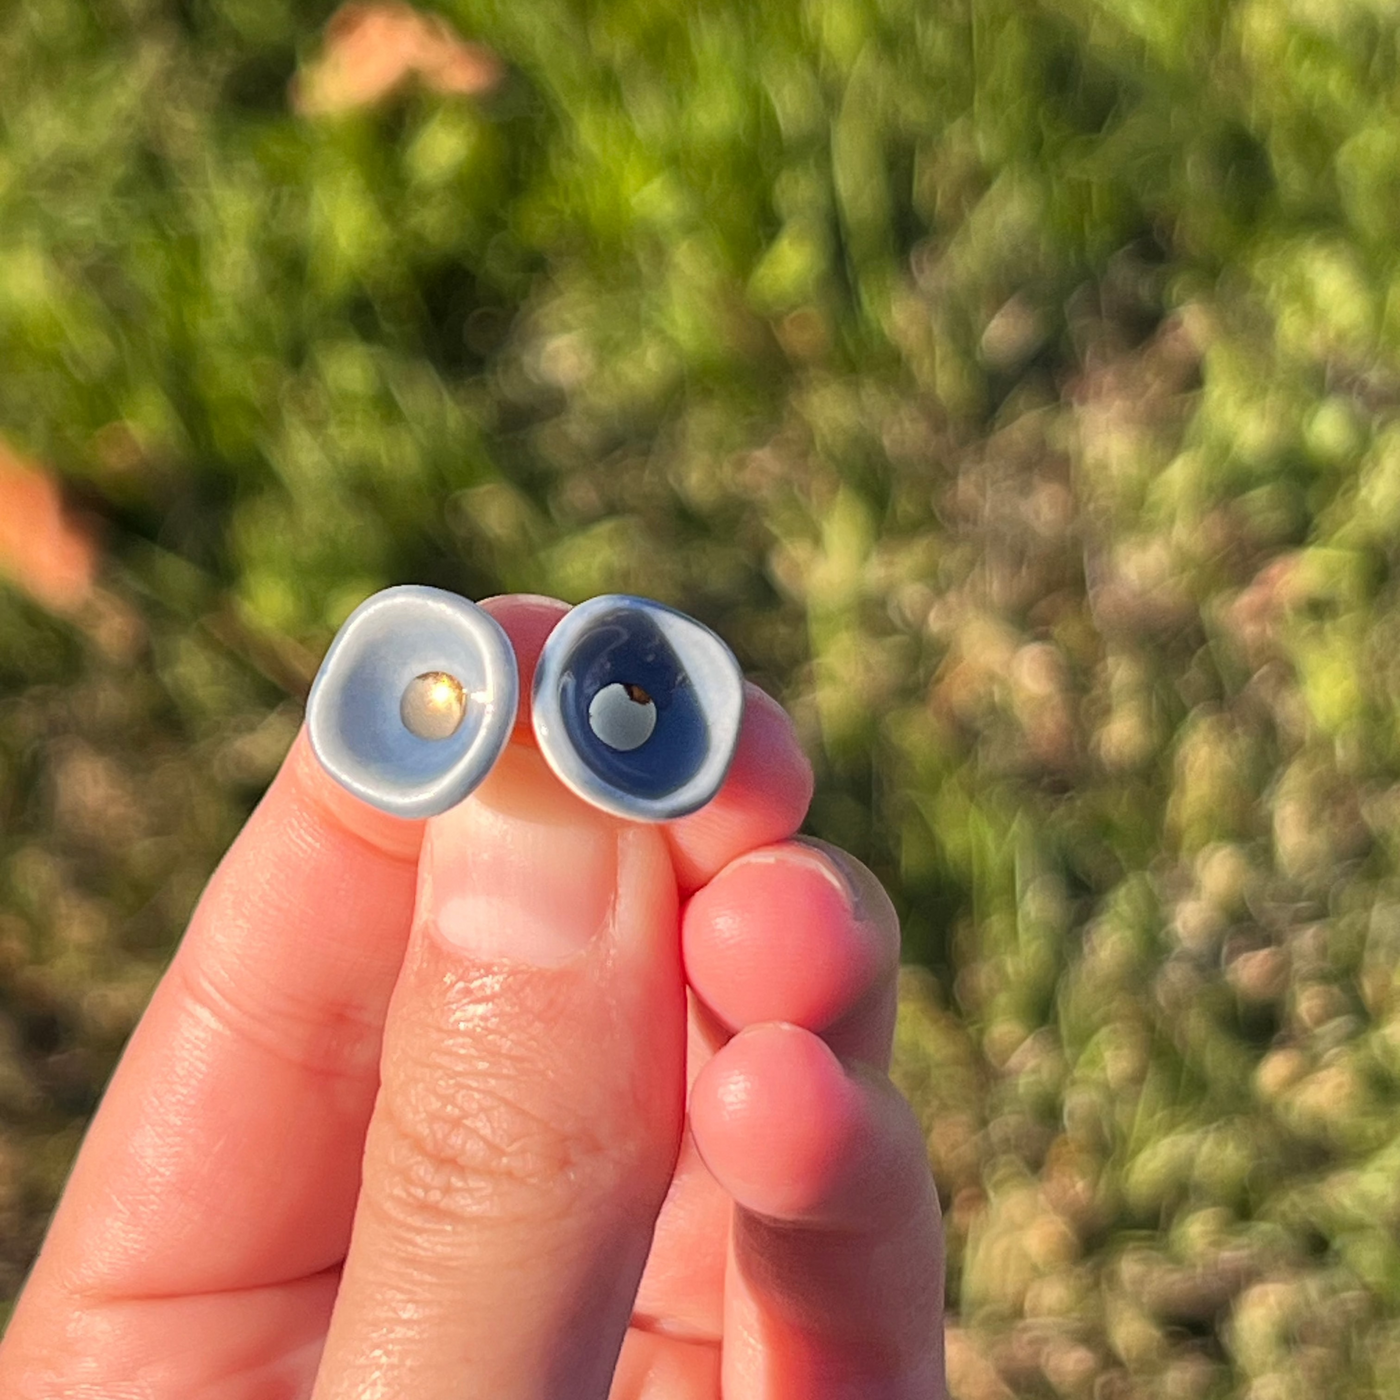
[557,610,709,799]
[533,596,745,821]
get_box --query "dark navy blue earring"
[530,596,745,821]
[306,585,518,818]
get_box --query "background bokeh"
[3,0,1400,1392]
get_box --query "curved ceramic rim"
[531,594,745,822]
[306,585,519,819]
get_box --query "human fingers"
[0,594,565,1397]
[628,841,903,1354]
[308,729,685,1398]
[305,596,812,1394]
[609,1327,721,1400]
[11,594,564,1305]
[683,838,901,1068]
[0,589,819,1400]
[25,729,424,1300]
[692,1024,946,1398]
[0,722,425,1393]
[663,686,813,894]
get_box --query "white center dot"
[588,682,657,751]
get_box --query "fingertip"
[478,594,571,745]
[682,843,893,1036]
[790,837,900,959]
[691,1021,934,1234]
[666,686,813,893]
[689,1023,860,1222]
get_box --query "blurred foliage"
[5,0,1400,1391]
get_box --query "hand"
[0,595,945,1398]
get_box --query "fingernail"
[418,746,617,965]
[790,836,874,924]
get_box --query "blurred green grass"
[6,0,1400,1392]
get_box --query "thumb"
[311,739,685,1400]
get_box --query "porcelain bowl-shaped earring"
[306,585,518,819]
[531,595,745,822]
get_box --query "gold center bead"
[401,671,467,740]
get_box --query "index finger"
[24,728,425,1303]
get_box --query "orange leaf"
[293,3,502,116]
[0,445,99,615]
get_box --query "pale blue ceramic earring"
[306,585,518,819]
[530,595,745,822]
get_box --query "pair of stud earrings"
[307,587,745,821]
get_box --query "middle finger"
[629,841,901,1345]
[683,839,902,1069]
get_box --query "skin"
[0,594,946,1399]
